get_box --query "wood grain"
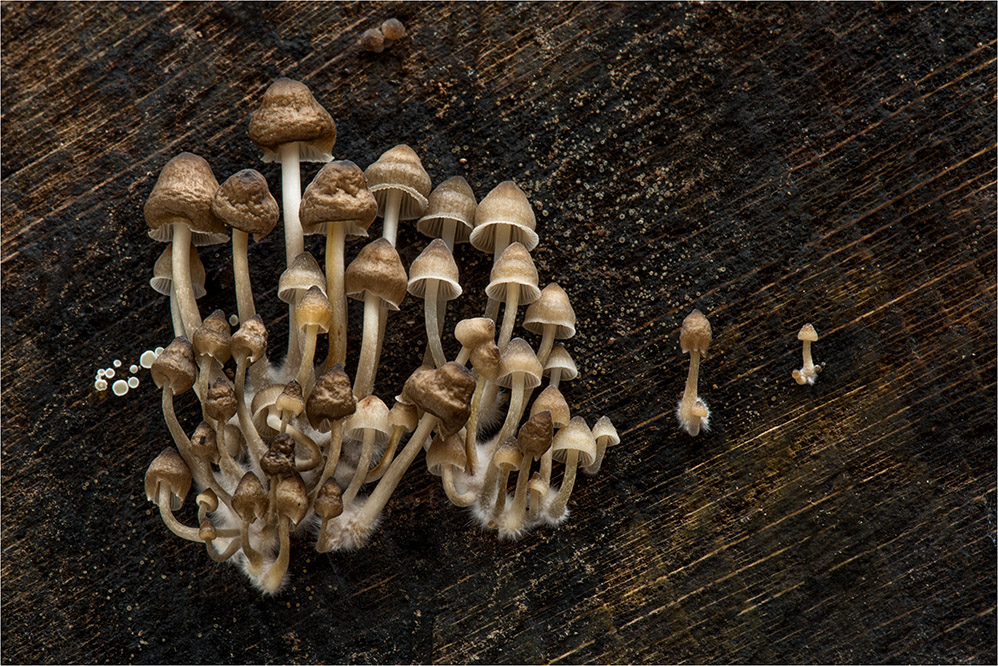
[2,2,995,663]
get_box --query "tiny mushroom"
[546,416,597,522]
[582,416,620,476]
[426,431,475,507]
[544,343,579,389]
[314,479,344,553]
[307,365,357,496]
[407,239,462,368]
[494,338,544,447]
[381,18,406,41]
[150,338,200,475]
[341,395,391,506]
[278,251,326,371]
[145,448,199,542]
[191,309,231,404]
[151,243,207,338]
[294,286,333,392]
[677,309,712,436]
[260,471,309,593]
[232,471,268,576]
[364,144,432,247]
[487,242,541,350]
[504,410,553,535]
[792,323,822,385]
[523,283,576,365]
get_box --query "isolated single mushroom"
[294,286,333,392]
[145,448,199,542]
[341,395,391,505]
[151,243,207,338]
[150,337,200,475]
[503,410,553,535]
[408,239,462,368]
[487,243,541,350]
[260,471,309,593]
[544,343,579,389]
[381,18,406,40]
[278,252,326,372]
[300,160,378,368]
[677,309,712,436]
[230,315,270,461]
[344,238,407,397]
[364,144,431,247]
[426,431,475,507]
[211,169,280,323]
[582,416,620,476]
[523,283,576,365]
[145,152,226,338]
[417,176,477,251]
[307,365,357,497]
[792,323,822,385]
[547,416,597,522]
[314,479,344,553]
[494,338,544,447]
[191,309,231,404]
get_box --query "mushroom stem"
[310,421,343,499]
[381,189,402,247]
[170,226,202,338]
[240,518,265,577]
[259,517,292,593]
[549,368,563,389]
[353,292,382,398]
[536,323,556,366]
[295,323,319,394]
[205,537,242,563]
[495,374,526,447]
[231,228,255,323]
[540,449,553,485]
[441,465,477,506]
[478,451,503,510]
[424,281,446,367]
[462,375,487,476]
[497,286,520,351]
[156,488,202,542]
[234,360,270,461]
[504,462,533,533]
[264,414,323,472]
[325,223,347,369]
[483,226,512,322]
[547,449,580,520]
[342,430,376,506]
[279,141,304,367]
[454,345,471,367]
[492,464,514,516]
[212,423,246,482]
[680,351,703,436]
[169,284,185,339]
[366,426,403,482]
[441,223,456,252]
[161,390,202,483]
[802,340,815,376]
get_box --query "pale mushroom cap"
[551,416,597,467]
[278,252,326,304]
[407,239,462,300]
[150,337,197,395]
[145,152,227,245]
[469,181,539,253]
[496,338,543,389]
[680,309,712,356]
[344,395,391,444]
[197,488,219,514]
[527,473,548,499]
[151,243,207,299]
[300,160,378,236]
[230,314,268,365]
[344,238,408,310]
[296,285,333,333]
[252,384,285,429]
[275,473,309,525]
[530,385,571,428]
[307,365,357,430]
[248,77,336,162]
[381,18,406,40]
[544,344,579,382]
[389,400,419,433]
[416,176,477,243]
[425,432,467,476]
[402,363,476,436]
[592,416,620,447]
[364,145,432,221]
[798,323,818,342]
[523,283,576,339]
[211,169,280,239]
[145,447,192,510]
[275,380,305,417]
[493,437,523,470]
[485,242,541,303]
[192,309,231,364]
[454,317,495,350]
[232,472,268,522]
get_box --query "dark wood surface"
[2,2,995,664]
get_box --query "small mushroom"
[523,283,576,365]
[341,395,391,506]
[232,472,268,576]
[493,338,544,447]
[544,344,579,389]
[260,471,309,593]
[677,309,712,436]
[278,252,326,372]
[191,309,231,405]
[547,416,597,522]
[188,421,232,506]
[145,448,199,542]
[150,242,207,338]
[230,315,270,461]
[582,416,620,476]
[417,176,477,251]
[364,144,432,247]
[792,323,822,385]
[150,338,201,476]
[487,242,541,350]
[294,286,333,393]
[529,384,571,484]
[408,239,462,368]
[503,410,553,535]
[480,437,522,522]
[426,431,475,507]
[314,479,344,553]
[307,365,357,497]
[366,398,419,482]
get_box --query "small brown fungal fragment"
[360,28,385,53]
[381,18,406,41]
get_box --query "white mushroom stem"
[540,449,553,485]
[279,141,304,364]
[548,449,580,520]
[462,375,487,476]
[381,189,402,247]
[231,229,255,322]
[366,426,404,482]
[240,517,265,577]
[497,286,520,351]
[170,225,202,338]
[260,517,292,593]
[802,340,815,375]
[424,281,447,367]
[441,465,476,506]
[536,324,557,366]
[503,461,533,532]
[310,421,343,499]
[325,223,347,369]
[680,351,704,436]
[342,430,377,506]
[169,284,184,339]
[212,423,246,482]
[161,390,205,485]
[264,413,323,472]
[495,374,526,447]
[353,293,383,398]
[234,360,270,461]
[156,489,202,542]
[441,223,457,252]
[549,368,564,389]
[483,226,512,321]
[295,323,320,394]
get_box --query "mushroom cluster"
[140,78,618,593]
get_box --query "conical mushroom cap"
[470,342,501,381]
[407,239,462,301]
[230,314,268,365]
[145,152,227,245]
[485,242,541,303]
[151,337,197,395]
[307,365,356,431]
[278,252,325,304]
[296,286,333,333]
[592,415,620,447]
[454,317,495,351]
[797,323,818,342]
[544,344,578,382]
[232,472,268,522]
[493,437,523,470]
[551,416,597,467]
[314,480,343,519]
[417,176,477,243]
[248,78,336,162]
[192,309,231,364]
[523,283,576,339]
[389,400,419,433]
[145,447,192,510]
[205,376,238,423]
[364,145,431,221]
[680,309,712,356]
[300,160,378,237]
[275,381,305,417]
[344,238,407,310]
[469,181,538,253]
[261,433,297,478]
[530,385,571,428]
[343,395,391,444]
[425,432,467,476]
[190,421,219,465]
[211,169,280,239]
[517,410,553,461]
[151,243,207,298]
[496,338,543,389]
[276,472,309,525]
[402,362,476,436]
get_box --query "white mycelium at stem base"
[547,416,597,522]
[677,309,713,436]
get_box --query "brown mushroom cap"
[530,385,571,428]
[797,323,818,342]
[251,384,285,434]
[364,145,432,221]
[470,342,501,381]
[151,337,197,395]
[261,433,297,477]
[299,160,378,237]
[680,309,712,357]
[248,78,336,162]
[416,176,477,243]
[551,416,597,467]
[344,238,408,310]
[517,410,553,461]
[296,285,333,333]
[199,518,217,542]
[454,317,495,351]
[544,344,579,382]
[190,421,219,465]
[493,437,523,471]
[407,239,462,301]
[145,447,192,510]
[485,242,541,303]
[145,152,226,245]
[276,472,309,525]
[275,381,305,417]
[278,252,326,305]
[469,181,539,253]
[314,480,344,519]
[425,432,467,476]
[211,169,280,240]
[205,376,238,423]
[232,472,268,522]
[592,415,620,447]
[496,338,543,389]
[197,488,219,514]
[307,365,357,431]
[402,362,476,436]
[344,395,391,444]
[381,18,406,40]
[359,28,385,53]
[151,243,207,298]
[230,314,269,366]
[523,283,576,339]
[192,309,232,364]
[389,400,419,433]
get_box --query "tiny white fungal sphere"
[97,369,105,378]
[112,379,129,396]
[155,347,165,356]
[127,377,139,389]
[140,350,157,368]
[129,364,139,374]
[105,368,116,379]
[113,359,122,367]
[95,379,108,391]
[229,314,239,327]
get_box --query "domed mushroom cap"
[248,78,336,162]
[145,447,192,510]
[276,472,309,525]
[344,395,391,444]
[198,518,217,542]
[364,145,432,221]
[151,337,197,395]
[307,365,356,431]
[192,310,231,364]
[314,480,344,520]
[530,385,571,428]
[454,317,495,351]
[205,376,238,423]
[299,160,378,236]
[469,181,539,253]
[417,176,477,243]
[470,342,501,381]
[197,488,219,515]
[485,243,541,303]
[496,338,543,389]
[389,400,419,433]
[493,437,523,471]
[797,323,818,342]
[230,314,268,365]
[407,239,462,301]
[278,252,326,304]
[523,283,576,339]
[151,243,207,298]
[592,415,620,447]
[145,152,226,245]
[233,472,268,522]
[381,18,406,40]
[426,432,467,476]
[517,410,553,461]
[402,362,476,436]
[680,309,712,356]
[275,381,305,417]
[296,285,333,333]
[344,238,407,310]
[551,416,597,467]
[190,421,219,465]
[211,169,280,240]
[544,344,578,382]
